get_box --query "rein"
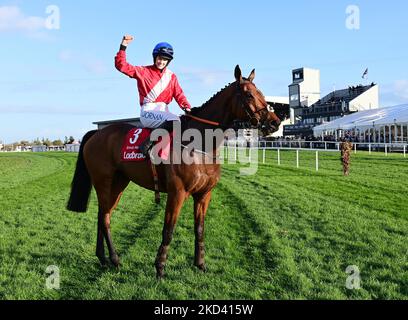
[184,113,220,126]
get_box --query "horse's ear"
[248,69,255,82]
[234,65,243,83]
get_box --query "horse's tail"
[66,130,97,213]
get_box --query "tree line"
[1,136,77,148]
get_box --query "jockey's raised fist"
[121,35,134,46]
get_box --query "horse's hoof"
[156,269,165,280]
[155,264,165,279]
[110,254,120,268]
[195,263,207,272]
[97,256,109,267]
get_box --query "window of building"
[290,94,299,101]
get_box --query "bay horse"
[67,65,281,278]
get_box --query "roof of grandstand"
[313,104,408,134]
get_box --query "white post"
[296,149,299,168]
[249,147,252,163]
[316,151,319,172]
[369,143,371,155]
[263,148,266,164]
[388,125,391,143]
[277,149,280,165]
[406,124,408,143]
[385,144,388,156]
[354,143,357,154]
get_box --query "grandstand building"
[283,67,379,137]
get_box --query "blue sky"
[1,0,408,143]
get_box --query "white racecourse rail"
[221,140,408,171]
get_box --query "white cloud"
[58,49,108,75]
[177,67,231,87]
[380,80,408,107]
[83,59,108,75]
[0,104,118,116]
[58,50,74,62]
[0,6,46,33]
[393,80,408,100]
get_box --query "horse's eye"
[246,92,253,99]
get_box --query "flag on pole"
[362,68,368,79]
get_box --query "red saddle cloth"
[121,127,172,162]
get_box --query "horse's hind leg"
[193,191,212,272]
[96,207,108,266]
[95,174,129,267]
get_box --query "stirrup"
[139,139,154,156]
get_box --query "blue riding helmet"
[152,42,174,61]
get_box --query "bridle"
[235,82,270,128]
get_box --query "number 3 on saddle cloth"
[121,127,172,162]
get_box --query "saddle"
[121,127,172,204]
[121,127,171,162]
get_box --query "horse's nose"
[250,117,259,127]
[266,119,280,134]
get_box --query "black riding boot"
[139,121,175,156]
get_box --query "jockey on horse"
[115,35,192,155]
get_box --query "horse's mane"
[180,78,255,125]
[187,82,233,116]
[187,78,255,116]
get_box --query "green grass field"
[0,150,406,300]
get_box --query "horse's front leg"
[193,191,212,272]
[155,190,186,279]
